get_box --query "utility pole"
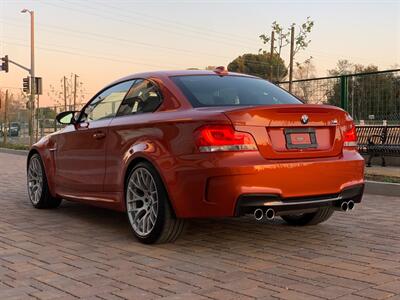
[63,76,67,111]
[30,11,35,146]
[73,74,78,111]
[21,8,35,146]
[270,30,275,81]
[3,90,8,144]
[288,26,295,93]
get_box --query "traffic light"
[35,77,43,95]
[1,55,8,73]
[23,77,30,93]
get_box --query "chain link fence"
[277,69,400,124]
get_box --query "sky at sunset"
[1,0,399,106]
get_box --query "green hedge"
[0,143,30,151]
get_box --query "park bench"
[356,125,400,167]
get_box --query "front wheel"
[281,207,334,226]
[125,162,185,244]
[27,154,62,209]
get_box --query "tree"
[292,59,317,101]
[0,89,29,125]
[326,61,379,108]
[295,58,316,80]
[227,53,287,82]
[48,74,85,110]
[327,59,354,76]
[259,17,314,71]
[326,61,400,120]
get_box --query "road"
[0,152,399,299]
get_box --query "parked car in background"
[9,122,20,137]
[27,68,364,244]
[0,122,21,137]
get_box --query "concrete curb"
[365,181,400,197]
[0,148,29,156]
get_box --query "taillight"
[343,124,357,148]
[194,125,257,152]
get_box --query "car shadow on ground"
[44,199,340,250]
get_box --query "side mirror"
[56,111,78,125]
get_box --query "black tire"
[281,207,334,226]
[125,162,185,244]
[27,154,62,209]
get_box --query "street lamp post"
[21,9,35,146]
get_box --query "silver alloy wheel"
[27,156,43,205]
[127,167,159,237]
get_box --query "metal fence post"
[3,90,8,144]
[54,106,57,132]
[340,75,348,110]
[40,119,44,137]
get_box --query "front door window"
[81,80,135,122]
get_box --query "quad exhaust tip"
[265,208,275,220]
[348,200,355,210]
[254,208,275,221]
[254,202,354,220]
[340,200,355,212]
[254,208,264,221]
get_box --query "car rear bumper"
[235,183,364,216]
[164,150,365,218]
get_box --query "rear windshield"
[171,75,302,107]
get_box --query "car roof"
[111,69,257,86]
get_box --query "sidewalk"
[365,165,400,182]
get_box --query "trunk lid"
[222,104,348,159]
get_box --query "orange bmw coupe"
[27,68,364,244]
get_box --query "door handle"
[79,122,89,129]
[93,132,106,140]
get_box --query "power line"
[2,35,298,70]
[4,5,389,76]
[0,18,231,60]
[2,18,387,69]
[1,19,284,68]
[3,41,191,70]
[41,1,258,50]
[49,1,392,65]
[2,2,393,70]
[72,0,256,44]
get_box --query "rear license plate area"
[285,128,318,149]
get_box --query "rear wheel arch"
[123,156,177,217]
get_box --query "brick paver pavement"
[0,152,399,300]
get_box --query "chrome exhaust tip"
[254,208,264,221]
[348,200,355,211]
[265,208,275,220]
[341,201,349,211]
